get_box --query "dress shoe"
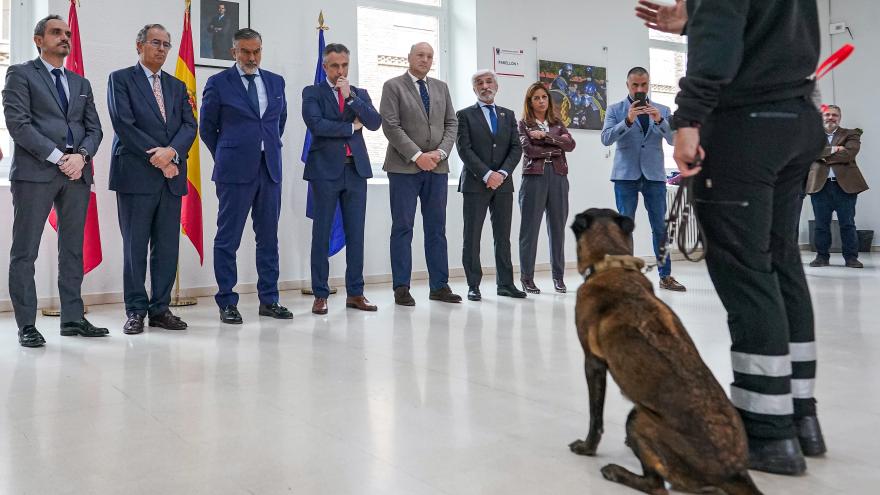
[467,287,482,301]
[809,256,829,267]
[123,314,145,335]
[429,285,462,303]
[659,276,686,292]
[346,295,378,311]
[60,318,110,337]
[796,416,827,456]
[18,325,46,348]
[748,437,806,476]
[259,302,293,319]
[312,297,328,315]
[219,305,243,324]
[521,279,540,294]
[149,310,187,330]
[553,279,568,293]
[394,286,416,307]
[497,284,527,298]
[845,258,864,269]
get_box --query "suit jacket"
[2,57,102,184]
[600,98,673,181]
[379,72,457,174]
[302,82,382,180]
[107,65,198,195]
[200,65,287,184]
[805,127,868,194]
[456,103,522,193]
[518,120,576,175]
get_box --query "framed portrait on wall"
[192,0,251,68]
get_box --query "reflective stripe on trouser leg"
[730,351,794,416]
[791,341,817,417]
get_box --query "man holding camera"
[600,67,685,291]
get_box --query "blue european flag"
[302,28,345,257]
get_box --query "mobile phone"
[634,92,647,107]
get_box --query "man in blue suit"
[601,66,685,291]
[108,24,198,334]
[302,43,382,315]
[200,28,291,324]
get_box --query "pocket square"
[79,94,88,97]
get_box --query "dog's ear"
[571,212,592,237]
[614,214,635,235]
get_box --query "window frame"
[648,32,687,173]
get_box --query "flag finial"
[318,11,329,31]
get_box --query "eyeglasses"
[146,40,173,49]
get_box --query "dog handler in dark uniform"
[663,0,825,476]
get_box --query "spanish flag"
[175,0,204,264]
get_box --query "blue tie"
[417,79,430,116]
[244,73,260,116]
[51,68,73,146]
[486,105,498,135]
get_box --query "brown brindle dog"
[567,208,762,495]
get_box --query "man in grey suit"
[380,42,460,306]
[2,15,107,347]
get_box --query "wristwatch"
[77,147,91,163]
[344,95,355,104]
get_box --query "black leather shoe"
[259,302,293,319]
[809,256,829,267]
[796,416,827,457]
[219,305,243,324]
[497,285,527,298]
[521,279,540,294]
[123,314,145,335]
[553,279,567,293]
[467,287,481,301]
[19,325,46,348]
[149,310,187,330]
[429,286,462,303]
[845,258,864,269]
[394,286,416,307]
[60,318,110,337]
[748,437,807,476]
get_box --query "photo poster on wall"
[538,60,607,130]
[193,0,251,68]
[493,47,526,77]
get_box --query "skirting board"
[0,253,691,313]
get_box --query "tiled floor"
[1,254,878,494]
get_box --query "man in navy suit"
[301,43,382,315]
[601,66,685,292]
[200,28,291,324]
[108,24,198,334]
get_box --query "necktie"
[337,88,352,157]
[417,79,430,116]
[486,104,498,135]
[244,73,260,116]
[51,68,73,146]
[152,73,166,122]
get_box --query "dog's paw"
[569,439,598,456]
[600,464,626,482]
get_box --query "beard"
[824,122,838,133]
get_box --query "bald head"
[408,42,434,79]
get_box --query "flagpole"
[301,11,337,297]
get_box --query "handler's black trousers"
[695,97,824,440]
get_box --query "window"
[357,0,447,179]
[648,30,687,171]
[0,0,12,179]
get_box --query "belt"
[827,177,837,182]
[344,156,355,165]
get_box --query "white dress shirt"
[237,64,268,150]
[138,63,179,162]
[477,101,508,183]
[826,130,836,179]
[41,57,71,164]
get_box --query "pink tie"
[152,73,166,122]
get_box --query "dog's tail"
[719,472,763,495]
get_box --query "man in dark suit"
[805,105,869,268]
[456,70,525,301]
[200,28,291,324]
[302,43,382,315]
[107,24,198,334]
[2,15,107,347]
[208,2,233,60]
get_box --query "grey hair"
[409,42,434,55]
[825,104,842,115]
[323,43,350,63]
[34,14,64,54]
[471,69,497,86]
[627,66,649,78]
[233,28,262,46]
[136,24,168,44]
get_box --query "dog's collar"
[582,255,647,282]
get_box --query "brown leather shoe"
[312,297,328,315]
[346,295,378,311]
[428,286,462,303]
[845,258,864,269]
[659,276,686,292]
[394,286,416,306]
[521,279,540,294]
